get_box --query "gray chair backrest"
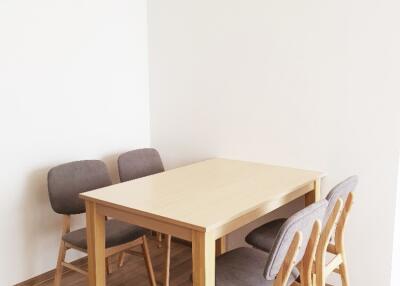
[47,160,112,215]
[118,148,164,182]
[324,176,358,225]
[264,199,328,280]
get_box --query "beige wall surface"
[148,0,400,285]
[0,0,150,284]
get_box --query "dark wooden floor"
[40,238,193,286]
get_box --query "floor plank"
[22,238,334,286]
[38,238,193,286]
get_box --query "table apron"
[212,182,315,239]
[97,204,193,241]
[95,181,315,243]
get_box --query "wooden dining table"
[80,158,323,286]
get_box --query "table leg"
[305,178,321,206]
[192,230,215,286]
[163,234,171,286]
[215,236,226,256]
[86,201,106,286]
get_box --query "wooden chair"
[314,193,353,286]
[288,220,322,286]
[117,148,171,285]
[215,200,328,286]
[300,221,322,286]
[245,176,357,286]
[289,198,342,286]
[48,160,156,286]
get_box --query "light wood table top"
[81,158,323,233]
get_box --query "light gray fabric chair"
[215,199,328,286]
[48,160,156,286]
[245,176,358,254]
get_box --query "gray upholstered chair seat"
[245,218,286,253]
[63,219,148,250]
[216,247,299,286]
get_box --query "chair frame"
[289,220,322,286]
[313,197,346,286]
[54,214,156,286]
[315,193,354,286]
[274,231,303,286]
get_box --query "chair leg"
[336,220,350,286]
[157,232,163,248]
[315,251,326,286]
[142,236,157,286]
[106,256,113,275]
[118,252,126,268]
[339,250,350,286]
[54,241,67,286]
[163,234,172,286]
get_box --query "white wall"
[391,157,400,286]
[148,0,400,285]
[0,0,150,284]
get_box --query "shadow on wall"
[20,166,57,277]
